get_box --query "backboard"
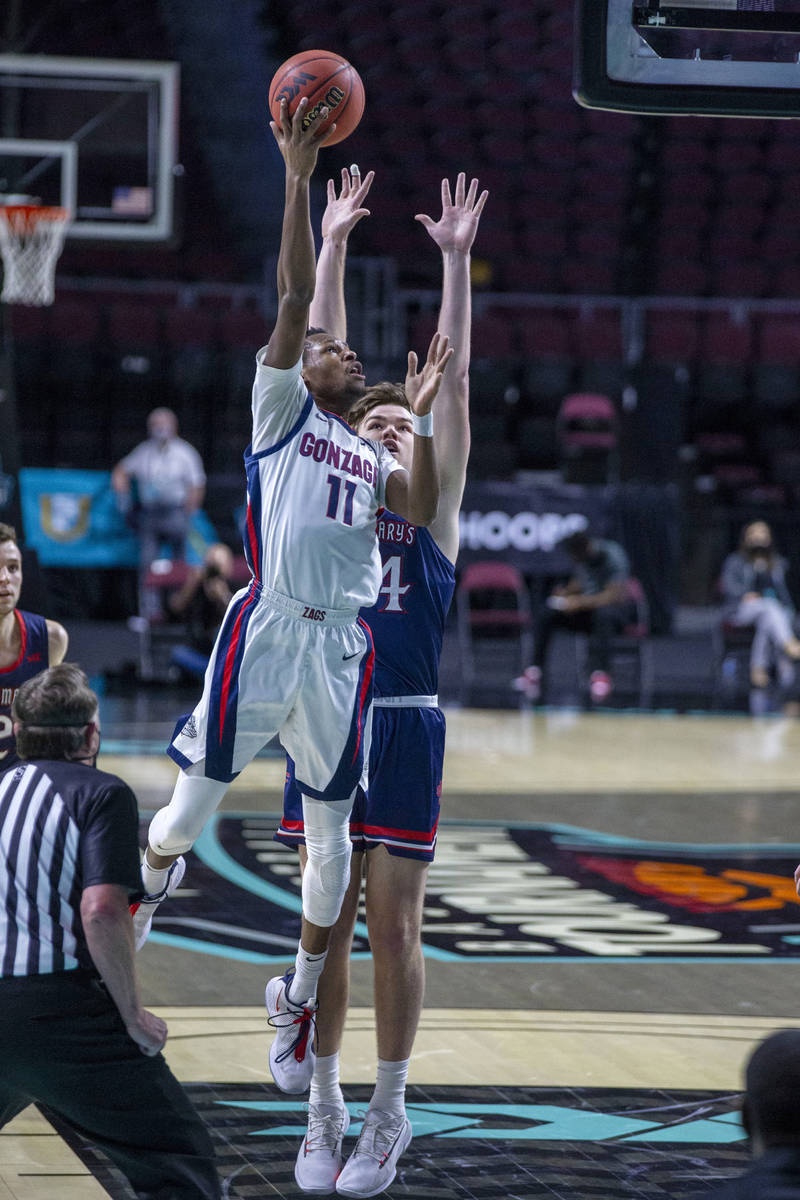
[575,1,800,117]
[0,54,179,241]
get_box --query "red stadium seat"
[456,561,534,702]
[699,311,754,365]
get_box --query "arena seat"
[556,392,618,484]
[645,311,701,364]
[560,260,617,294]
[699,311,754,365]
[710,618,756,710]
[752,364,799,415]
[456,560,534,703]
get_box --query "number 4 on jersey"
[378,554,411,613]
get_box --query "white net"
[0,205,70,306]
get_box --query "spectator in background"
[167,542,235,680]
[721,520,800,691]
[514,529,630,704]
[0,663,221,1200]
[111,407,206,620]
[695,1029,800,1200]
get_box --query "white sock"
[289,945,328,1004]
[141,852,173,897]
[370,1058,409,1117]
[310,1052,344,1108]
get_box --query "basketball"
[268,51,365,147]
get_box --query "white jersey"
[241,353,401,611]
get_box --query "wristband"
[412,411,433,437]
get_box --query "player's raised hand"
[269,96,332,177]
[405,332,453,417]
[322,165,375,242]
[415,172,488,256]
[794,862,800,898]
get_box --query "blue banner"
[19,468,217,568]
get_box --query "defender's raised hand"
[322,165,375,243]
[405,332,453,417]
[415,172,488,255]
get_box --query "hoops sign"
[459,509,587,553]
[456,481,609,568]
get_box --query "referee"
[0,663,221,1200]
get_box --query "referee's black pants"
[0,970,221,1200]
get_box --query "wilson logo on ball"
[275,71,317,105]
[301,86,345,130]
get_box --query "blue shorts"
[276,703,445,862]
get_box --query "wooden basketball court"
[3,708,799,1198]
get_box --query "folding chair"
[556,392,618,484]
[456,561,533,703]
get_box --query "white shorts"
[168,580,374,796]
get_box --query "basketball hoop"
[0,203,70,306]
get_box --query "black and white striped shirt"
[0,759,142,977]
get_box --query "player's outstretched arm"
[265,97,331,370]
[310,165,374,340]
[385,333,452,527]
[416,173,488,562]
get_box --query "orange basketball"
[268,50,365,147]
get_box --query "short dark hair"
[12,663,98,761]
[744,1029,800,1146]
[0,523,18,546]
[348,382,409,432]
[302,328,328,364]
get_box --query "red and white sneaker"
[589,670,613,703]
[336,1108,412,1197]
[266,970,318,1094]
[295,1099,350,1193]
[129,856,186,951]
[511,665,541,701]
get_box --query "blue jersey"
[361,512,455,697]
[0,611,50,772]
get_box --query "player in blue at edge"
[0,523,68,773]
[277,168,487,1197]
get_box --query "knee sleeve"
[301,794,354,928]
[148,767,228,857]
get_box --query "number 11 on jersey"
[326,473,357,526]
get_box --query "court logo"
[140,816,800,963]
[60,1082,752,1197]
